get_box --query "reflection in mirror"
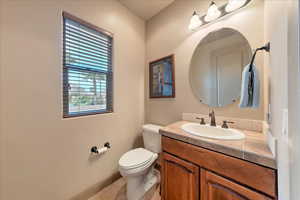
[190,28,252,107]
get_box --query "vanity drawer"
[162,136,276,198]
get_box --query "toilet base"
[126,168,160,200]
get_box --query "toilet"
[118,124,162,200]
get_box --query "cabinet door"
[201,169,273,200]
[161,152,199,200]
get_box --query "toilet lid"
[119,148,154,169]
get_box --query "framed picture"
[149,55,175,98]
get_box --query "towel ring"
[249,42,270,72]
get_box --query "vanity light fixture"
[225,0,247,12]
[189,11,202,30]
[188,0,251,30]
[204,2,221,22]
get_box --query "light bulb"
[225,0,247,12]
[204,2,221,22]
[188,12,202,30]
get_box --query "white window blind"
[63,12,113,117]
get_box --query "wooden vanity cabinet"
[161,136,277,200]
[161,152,199,200]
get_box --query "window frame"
[62,12,114,118]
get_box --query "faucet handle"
[221,121,234,129]
[196,117,206,125]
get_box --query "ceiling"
[118,0,175,20]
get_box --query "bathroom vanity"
[160,121,277,200]
[158,26,277,200]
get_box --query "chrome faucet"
[209,109,216,127]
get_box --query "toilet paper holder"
[91,142,111,154]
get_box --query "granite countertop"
[159,121,276,169]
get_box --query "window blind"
[63,12,113,117]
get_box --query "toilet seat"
[119,148,156,170]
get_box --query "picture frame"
[149,55,175,98]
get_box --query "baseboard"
[69,172,121,200]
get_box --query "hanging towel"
[239,64,260,108]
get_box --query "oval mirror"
[190,28,252,107]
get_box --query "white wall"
[287,1,300,200]
[0,0,145,200]
[264,1,290,199]
[265,2,300,199]
[146,0,265,125]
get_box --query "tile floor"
[88,178,161,200]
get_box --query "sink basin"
[181,123,245,140]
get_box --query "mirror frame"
[188,27,253,107]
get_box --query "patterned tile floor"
[89,178,160,200]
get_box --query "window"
[62,12,113,117]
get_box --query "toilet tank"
[142,124,162,153]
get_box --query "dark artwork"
[149,55,175,98]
